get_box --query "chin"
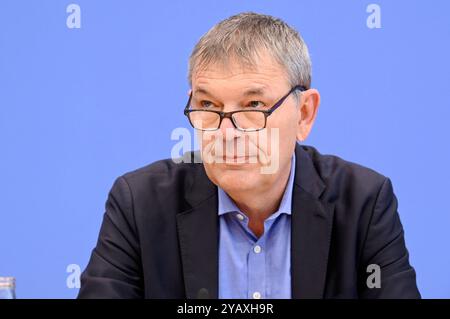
[208,166,261,192]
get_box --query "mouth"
[220,155,258,163]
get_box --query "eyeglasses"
[183,85,306,132]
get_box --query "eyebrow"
[194,86,268,98]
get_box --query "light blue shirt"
[218,154,295,299]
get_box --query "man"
[78,12,420,299]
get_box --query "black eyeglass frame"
[183,85,307,132]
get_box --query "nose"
[219,116,235,130]
[217,116,241,141]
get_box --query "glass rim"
[186,109,267,131]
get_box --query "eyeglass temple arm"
[267,85,307,114]
[184,93,193,112]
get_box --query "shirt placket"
[247,235,266,299]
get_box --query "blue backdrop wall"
[0,0,449,298]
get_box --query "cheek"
[197,132,215,155]
[263,120,296,152]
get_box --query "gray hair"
[187,12,312,90]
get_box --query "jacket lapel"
[291,145,335,298]
[176,153,219,299]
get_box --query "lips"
[221,155,257,162]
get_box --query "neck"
[225,160,292,235]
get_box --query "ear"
[296,89,320,142]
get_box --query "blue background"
[0,0,449,298]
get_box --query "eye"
[247,101,266,108]
[200,100,214,108]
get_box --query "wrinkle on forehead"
[192,50,289,86]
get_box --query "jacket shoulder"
[120,151,201,186]
[301,145,388,199]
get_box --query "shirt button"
[253,292,261,299]
[253,245,262,254]
[236,214,244,221]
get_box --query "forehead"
[192,52,289,94]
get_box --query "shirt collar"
[218,152,296,217]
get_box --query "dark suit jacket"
[78,144,420,299]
